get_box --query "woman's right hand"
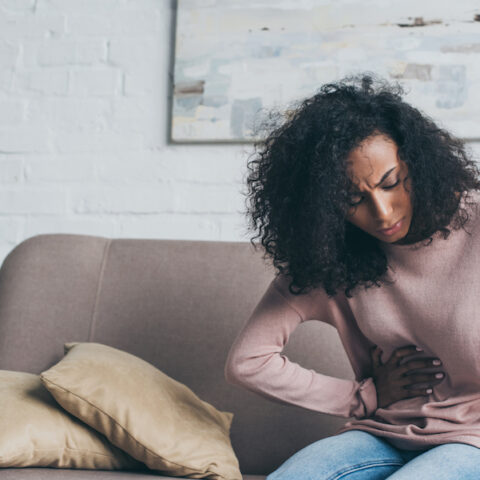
[369,345,445,409]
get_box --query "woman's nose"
[371,193,393,220]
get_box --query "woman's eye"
[383,179,400,189]
[348,179,400,206]
[348,195,363,206]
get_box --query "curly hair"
[244,72,480,298]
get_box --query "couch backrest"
[0,234,355,475]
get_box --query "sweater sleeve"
[224,274,377,419]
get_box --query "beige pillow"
[0,370,142,470]
[40,342,242,480]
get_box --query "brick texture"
[0,0,248,265]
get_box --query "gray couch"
[0,234,356,479]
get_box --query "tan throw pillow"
[40,342,242,480]
[0,370,142,470]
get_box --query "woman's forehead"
[346,136,402,184]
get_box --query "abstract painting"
[172,0,480,143]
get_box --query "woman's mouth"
[377,218,404,236]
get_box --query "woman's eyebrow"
[350,166,397,192]
[372,166,397,188]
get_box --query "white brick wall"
[0,0,479,266]
[0,0,250,265]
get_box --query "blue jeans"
[265,430,480,479]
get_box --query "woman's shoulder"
[273,272,348,324]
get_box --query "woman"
[224,73,480,479]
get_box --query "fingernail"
[432,360,442,365]
[435,373,444,379]
[426,388,433,394]
[416,347,423,351]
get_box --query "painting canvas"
[172,0,480,143]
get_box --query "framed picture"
[172,0,480,143]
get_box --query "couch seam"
[88,238,113,342]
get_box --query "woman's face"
[345,133,413,243]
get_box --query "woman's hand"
[369,345,445,409]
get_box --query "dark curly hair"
[244,72,480,298]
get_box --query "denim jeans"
[265,430,480,480]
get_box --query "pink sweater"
[225,190,480,451]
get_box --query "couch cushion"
[0,235,354,475]
[40,342,242,480]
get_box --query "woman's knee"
[266,430,405,480]
[387,442,480,480]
